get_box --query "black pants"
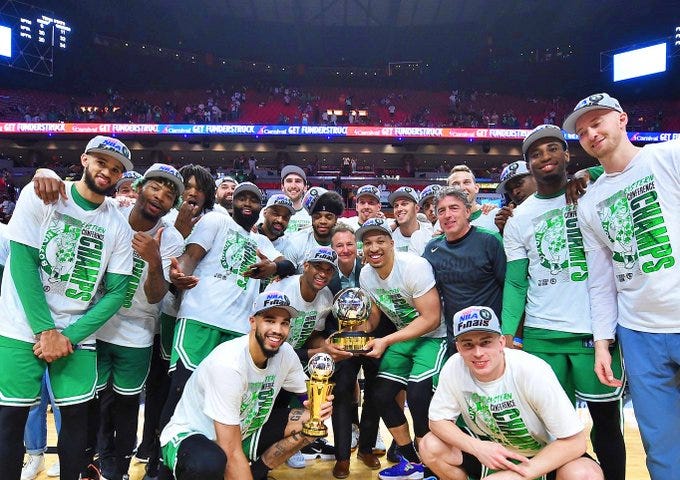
[374,376,433,439]
[95,384,141,480]
[331,353,382,460]
[139,334,172,475]
[0,402,90,480]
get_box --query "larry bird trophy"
[302,353,335,437]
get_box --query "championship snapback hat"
[562,93,623,134]
[85,135,133,172]
[355,217,393,242]
[252,290,299,317]
[453,306,501,339]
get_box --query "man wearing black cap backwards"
[0,135,135,480]
[563,93,680,479]
[502,124,625,480]
[160,290,333,480]
[420,306,603,480]
[282,187,345,272]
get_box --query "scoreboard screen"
[0,0,71,76]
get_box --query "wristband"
[513,337,524,349]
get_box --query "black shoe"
[301,438,336,460]
[386,440,402,463]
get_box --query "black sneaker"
[386,440,402,463]
[301,438,336,460]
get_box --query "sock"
[250,458,271,480]
[398,442,420,464]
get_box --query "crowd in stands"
[1,84,677,131]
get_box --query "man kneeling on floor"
[419,306,603,480]
[159,291,333,480]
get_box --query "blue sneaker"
[378,458,424,480]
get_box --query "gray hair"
[434,186,473,210]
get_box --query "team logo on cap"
[303,187,325,212]
[96,138,131,159]
[364,218,385,227]
[457,308,491,329]
[311,246,338,264]
[357,185,379,197]
[262,291,291,308]
[420,184,442,199]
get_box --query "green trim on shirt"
[10,241,56,335]
[501,258,529,336]
[61,272,130,345]
[587,165,605,182]
[70,183,101,211]
[535,188,566,200]
[470,209,481,221]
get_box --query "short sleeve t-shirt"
[286,208,312,233]
[471,208,499,233]
[0,182,133,344]
[281,229,328,273]
[577,141,680,334]
[177,211,281,334]
[429,349,583,457]
[392,225,433,256]
[160,335,307,457]
[265,275,333,348]
[96,210,185,348]
[359,251,445,338]
[503,194,591,334]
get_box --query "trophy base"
[332,331,373,355]
[302,423,329,437]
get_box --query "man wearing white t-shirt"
[283,187,345,272]
[502,125,625,480]
[159,182,296,443]
[448,165,498,233]
[0,135,134,480]
[215,175,238,216]
[357,218,446,480]
[160,290,333,480]
[388,186,433,256]
[92,164,186,480]
[342,184,383,231]
[420,306,603,480]
[256,193,296,251]
[563,92,680,479]
[281,165,311,233]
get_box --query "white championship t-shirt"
[0,182,133,344]
[429,349,583,457]
[503,194,591,334]
[392,224,433,256]
[281,229,329,273]
[265,274,332,348]
[160,335,307,454]
[177,211,281,334]
[359,251,446,338]
[286,207,312,233]
[471,208,499,233]
[96,208,185,348]
[577,140,680,340]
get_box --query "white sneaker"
[350,423,360,451]
[286,450,306,469]
[374,432,387,455]
[46,461,60,477]
[21,454,45,480]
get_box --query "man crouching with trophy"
[159,291,334,480]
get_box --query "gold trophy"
[330,287,373,354]
[302,353,335,437]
